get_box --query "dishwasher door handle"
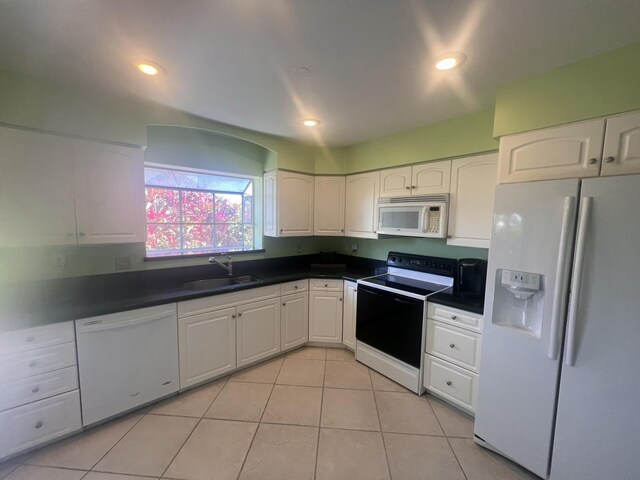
[77,311,174,333]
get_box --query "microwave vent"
[378,194,449,204]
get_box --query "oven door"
[356,284,425,368]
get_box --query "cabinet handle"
[282,302,286,306]
[29,361,37,368]
[32,386,40,394]
[341,229,344,232]
[605,156,615,163]
[405,186,411,190]
[232,314,236,319]
[451,315,457,320]
[79,232,86,236]
[446,380,452,386]
[324,284,328,287]
[294,286,298,289]
[339,298,343,301]
[449,343,455,349]
[34,421,44,429]
[446,235,452,239]
[412,185,417,189]
[279,229,283,232]
[238,313,242,317]
[588,158,598,165]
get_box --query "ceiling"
[1,0,639,146]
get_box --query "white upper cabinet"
[345,171,380,238]
[0,126,145,247]
[379,161,451,197]
[379,166,412,197]
[602,110,640,176]
[447,153,498,248]
[74,141,145,244]
[263,170,314,237]
[314,176,345,236]
[412,160,452,195]
[498,119,606,184]
[0,128,77,246]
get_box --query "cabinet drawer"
[178,285,280,317]
[424,354,478,413]
[0,366,78,412]
[426,320,481,372]
[0,342,77,383]
[280,279,309,295]
[428,303,483,333]
[310,278,343,291]
[0,390,82,460]
[0,321,74,355]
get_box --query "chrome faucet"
[208,255,233,275]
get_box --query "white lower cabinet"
[281,292,309,351]
[236,298,281,367]
[424,303,483,415]
[342,281,357,350]
[178,308,237,389]
[309,281,344,343]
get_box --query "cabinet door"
[74,142,145,244]
[178,308,236,389]
[236,298,281,367]
[281,292,309,351]
[0,127,77,246]
[345,171,380,239]
[263,171,277,237]
[447,153,498,248]
[277,171,314,236]
[342,281,357,350]
[412,160,451,195]
[309,291,343,343]
[602,110,640,176]
[314,176,345,236]
[498,119,605,183]
[379,166,412,197]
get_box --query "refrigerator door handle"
[548,195,576,360]
[564,196,592,366]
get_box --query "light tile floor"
[1,347,537,480]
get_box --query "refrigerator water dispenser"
[492,269,544,336]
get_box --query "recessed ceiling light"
[137,62,161,76]
[435,52,466,71]
[303,118,320,127]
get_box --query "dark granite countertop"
[0,254,384,332]
[428,289,485,315]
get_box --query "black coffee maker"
[457,258,488,297]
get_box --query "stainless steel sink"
[183,274,262,290]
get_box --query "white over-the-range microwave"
[377,194,448,238]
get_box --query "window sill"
[144,249,266,262]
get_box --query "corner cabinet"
[0,126,145,247]
[263,170,314,237]
[345,171,380,238]
[447,153,498,248]
[342,281,357,350]
[281,291,309,351]
[314,176,345,236]
[309,279,344,343]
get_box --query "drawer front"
[428,302,483,333]
[0,342,77,383]
[178,285,280,317]
[426,320,482,372]
[309,278,343,291]
[280,279,309,295]
[0,366,78,412]
[424,354,478,413]
[0,321,74,355]
[0,390,82,459]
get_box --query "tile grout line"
[233,353,287,480]
[369,368,394,480]
[157,375,230,479]
[313,353,327,480]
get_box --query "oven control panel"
[387,252,456,277]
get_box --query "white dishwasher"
[76,304,179,426]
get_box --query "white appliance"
[356,252,455,393]
[475,175,640,479]
[76,304,179,426]
[377,195,448,237]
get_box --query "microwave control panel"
[426,206,441,234]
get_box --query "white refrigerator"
[474,175,640,479]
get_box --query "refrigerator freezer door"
[474,179,579,478]
[550,175,640,480]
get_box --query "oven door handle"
[394,297,417,305]
[358,284,422,304]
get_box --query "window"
[144,165,256,257]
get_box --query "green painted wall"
[344,109,498,174]
[494,42,640,137]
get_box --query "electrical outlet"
[350,243,358,252]
[296,245,302,254]
[115,256,132,270]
